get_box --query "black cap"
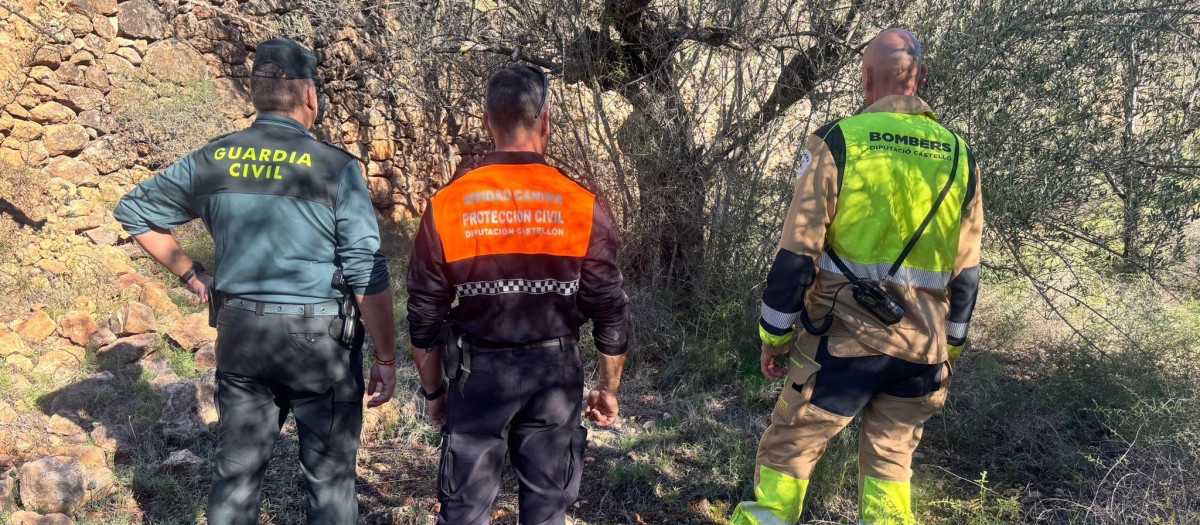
[252,38,318,80]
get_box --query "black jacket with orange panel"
[406,152,630,355]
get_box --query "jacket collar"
[861,95,937,119]
[252,113,311,135]
[478,151,548,167]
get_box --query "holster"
[208,289,223,328]
[330,269,361,347]
[439,323,470,394]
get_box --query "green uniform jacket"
[114,114,389,303]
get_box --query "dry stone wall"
[1,0,483,220]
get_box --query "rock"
[113,47,142,66]
[7,512,76,525]
[32,46,62,68]
[0,330,28,356]
[117,0,166,39]
[78,135,137,174]
[54,86,105,113]
[143,39,208,83]
[96,333,158,364]
[17,311,58,342]
[166,313,215,350]
[142,358,180,388]
[19,456,85,515]
[110,301,156,335]
[91,14,116,40]
[96,246,135,275]
[43,124,90,156]
[369,139,395,161]
[91,0,116,15]
[10,120,43,141]
[194,342,215,369]
[367,176,393,205]
[195,370,218,424]
[66,13,93,36]
[60,446,107,469]
[213,77,251,118]
[87,327,116,348]
[90,424,135,463]
[47,413,86,436]
[29,102,76,124]
[55,63,85,86]
[159,380,211,443]
[72,296,96,314]
[75,109,114,135]
[140,281,177,315]
[36,259,70,276]
[82,226,119,246]
[82,465,116,503]
[7,354,33,373]
[57,311,99,345]
[0,467,13,511]
[116,273,148,288]
[162,449,202,475]
[83,67,110,92]
[0,402,17,424]
[43,156,99,186]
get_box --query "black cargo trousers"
[437,337,588,525]
[208,303,365,525]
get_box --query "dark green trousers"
[207,307,364,525]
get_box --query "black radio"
[851,281,905,325]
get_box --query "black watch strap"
[179,261,205,285]
[421,381,447,401]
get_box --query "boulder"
[29,102,76,124]
[83,67,111,92]
[43,124,90,156]
[162,449,203,475]
[116,0,166,39]
[96,333,158,364]
[55,63,85,86]
[17,311,58,342]
[166,312,215,350]
[0,467,13,511]
[10,119,43,141]
[143,39,208,83]
[44,156,99,186]
[142,358,180,388]
[57,311,99,346]
[82,226,119,246]
[91,0,117,15]
[78,135,137,174]
[60,446,107,469]
[139,281,177,315]
[66,13,93,36]
[367,176,393,205]
[0,330,28,356]
[194,341,216,369]
[54,86,105,112]
[87,327,116,348]
[75,109,114,135]
[110,301,156,335]
[7,512,76,525]
[91,13,116,40]
[159,380,211,443]
[113,47,142,66]
[90,424,135,463]
[46,413,86,437]
[18,456,85,515]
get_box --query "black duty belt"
[465,335,576,353]
[224,298,341,317]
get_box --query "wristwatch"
[421,381,447,401]
[179,261,205,286]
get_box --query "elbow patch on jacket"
[947,265,980,345]
[761,250,816,332]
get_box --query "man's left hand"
[366,362,397,408]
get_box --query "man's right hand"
[426,395,447,429]
[760,340,790,381]
[585,387,619,426]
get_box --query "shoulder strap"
[826,134,962,282]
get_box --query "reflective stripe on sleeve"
[947,321,969,339]
[761,301,799,331]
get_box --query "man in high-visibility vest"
[732,29,983,525]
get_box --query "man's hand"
[426,395,447,429]
[585,387,619,427]
[366,362,396,408]
[760,340,790,381]
[188,273,213,303]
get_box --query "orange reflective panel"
[431,164,595,263]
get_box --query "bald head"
[862,29,927,105]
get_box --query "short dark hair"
[485,66,548,138]
[250,64,312,114]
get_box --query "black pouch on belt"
[439,323,465,382]
[330,269,360,346]
[207,288,223,328]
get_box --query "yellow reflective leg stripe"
[731,466,808,525]
[860,476,914,525]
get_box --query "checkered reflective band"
[455,278,580,297]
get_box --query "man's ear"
[861,65,872,95]
[917,63,928,90]
[482,111,493,136]
[307,85,318,112]
[540,107,551,137]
